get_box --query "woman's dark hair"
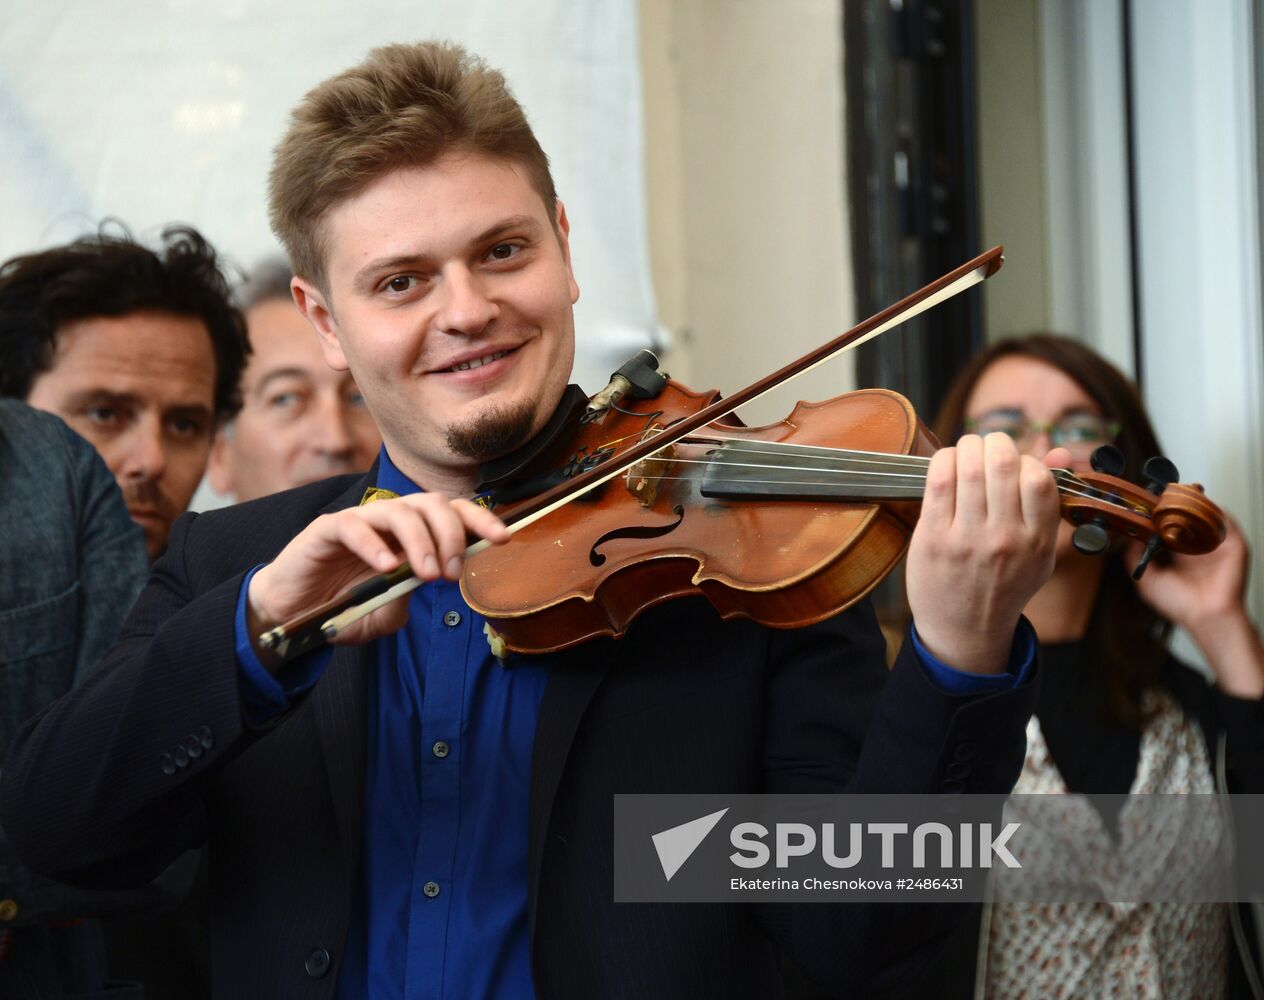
[934,333,1170,730]
[0,223,250,420]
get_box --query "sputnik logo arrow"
[651,808,730,881]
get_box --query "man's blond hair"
[268,41,557,290]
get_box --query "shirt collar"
[376,445,424,497]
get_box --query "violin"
[259,247,1226,661]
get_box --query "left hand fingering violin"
[258,248,1226,660]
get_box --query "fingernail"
[422,554,439,577]
[446,556,463,578]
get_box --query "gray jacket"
[0,400,149,998]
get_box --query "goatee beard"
[445,399,538,461]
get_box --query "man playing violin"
[1,42,1069,999]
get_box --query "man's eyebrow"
[351,215,543,292]
[352,254,427,292]
[64,388,139,409]
[166,403,215,422]
[250,368,315,395]
[473,215,540,245]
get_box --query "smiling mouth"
[446,349,510,373]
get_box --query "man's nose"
[434,267,498,335]
[117,418,166,482]
[309,394,354,457]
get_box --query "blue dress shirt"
[233,446,1034,998]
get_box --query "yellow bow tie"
[359,486,401,506]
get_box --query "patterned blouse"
[983,692,1228,999]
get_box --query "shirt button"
[432,740,450,759]
[423,881,441,898]
[197,726,215,750]
[304,947,331,978]
[443,610,462,627]
[185,735,203,759]
[173,745,190,768]
[159,753,176,776]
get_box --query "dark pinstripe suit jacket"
[0,466,1037,999]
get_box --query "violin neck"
[698,439,929,503]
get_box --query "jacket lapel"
[313,643,371,895]
[527,643,613,942]
[308,464,379,892]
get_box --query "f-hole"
[589,505,685,567]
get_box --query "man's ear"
[206,426,235,496]
[555,199,580,306]
[291,276,349,372]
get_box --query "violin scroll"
[1058,466,1225,569]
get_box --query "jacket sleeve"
[0,510,257,890]
[755,599,1037,996]
[0,420,184,921]
[59,418,149,685]
[1216,690,1264,793]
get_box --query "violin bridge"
[625,427,677,507]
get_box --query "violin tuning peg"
[1090,445,1126,477]
[1131,535,1165,580]
[1142,456,1179,495]
[1072,518,1111,557]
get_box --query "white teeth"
[449,350,507,372]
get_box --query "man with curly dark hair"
[0,224,249,558]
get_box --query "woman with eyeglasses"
[907,333,1264,999]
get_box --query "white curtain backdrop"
[0,0,661,394]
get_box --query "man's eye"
[169,417,207,438]
[488,243,519,261]
[85,406,119,426]
[346,390,367,409]
[385,275,415,293]
[268,391,302,410]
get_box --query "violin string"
[680,435,934,468]
[647,455,927,482]
[627,472,1136,509]
[679,436,1104,490]
[645,438,1140,511]
[675,435,1085,483]
[679,433,1104,487]
[624,459,1142,510]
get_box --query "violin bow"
[259,246,1005,660]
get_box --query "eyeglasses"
[962,410,1120,455]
